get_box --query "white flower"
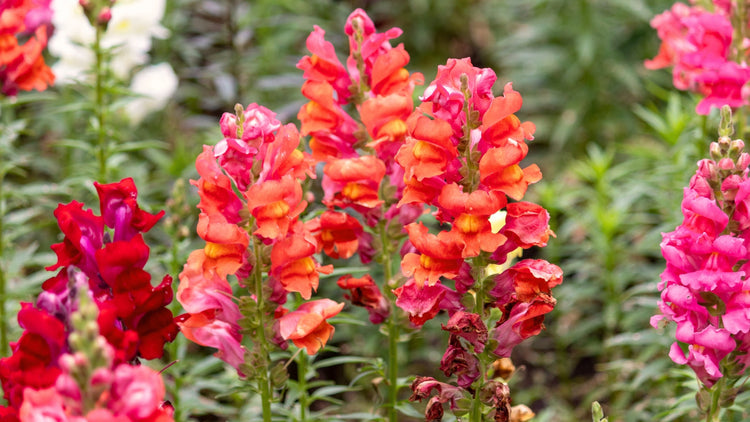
[124,63,178,124]
[49,0,169,82]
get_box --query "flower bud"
[718,157,735,170]
[718,136,732,153]
[97,7,112,26]
[710,142,722,160]
[737,153,750,171]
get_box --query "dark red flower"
[337,274,389,323]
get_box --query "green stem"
[0,163,6,358]
[297,348,309,422]
[470,385,483,422]
[387,310,399,422]
[705,377,724,422]
[378,220,399,422]
[94,24,107,181]
[252,236,273,422]
[0,100,9,358]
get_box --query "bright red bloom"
[437,183,507,258]
[322,155,386,211]
[0,303,66,412]
[337,274,389,323]
[95,235,180,360]
[492,300,555,358]
[95,178,165,242]
[276,299,344,354]
[45,201,104,283]
[309,210,363,259]
[401,222,465,287]
[270,229,333,299]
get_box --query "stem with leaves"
[296,348,309,422]
[93,22,108,181]
[251,235,273,422]
[378,219,400,422]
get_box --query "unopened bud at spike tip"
[719,105,734,137]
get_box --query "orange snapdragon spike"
[277,299,345,355]
[437,183,507,258]
[396,114,457,181]
[322,156,386,210]
[270,230,333,299]
[401,222,465,287]
[246,175,307,241]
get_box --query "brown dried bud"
[492,357,516,380]
[510,404,535,422]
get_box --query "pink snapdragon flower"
[646,3,750,114]
[655,132,750,387]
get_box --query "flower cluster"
[176,102,342,374]
[0,0,55,95]
[646,1,750,114]
[393,58,560,419]
[296,8,427,321]
[653,121,750,387]
[0,179,176,421]
[294,9,561,420]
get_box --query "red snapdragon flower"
[309,210,363,260]
[337,274,389,323]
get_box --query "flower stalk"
[93,21,108,181]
